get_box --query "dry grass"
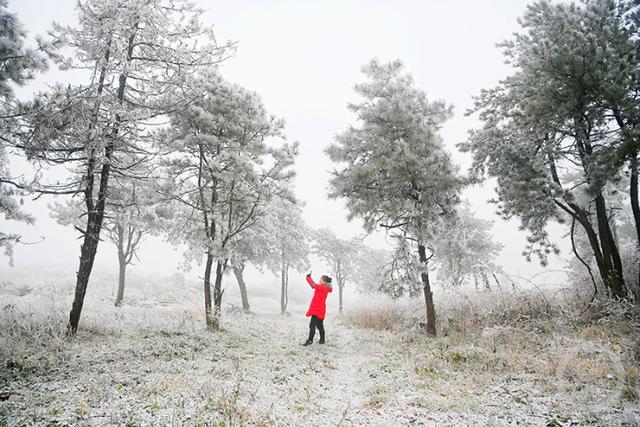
[343,301,409,331]
[345,286,639,338]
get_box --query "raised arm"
[306,274,317,288]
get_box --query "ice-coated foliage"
[327,58,462,333]
[265,196,310,314]
[378,235,423,299]
[352,245,391,295]
[158,71,297,324]
[0,145,33,264]
[312,229,360,282]
[433,202,503,289]
[18,0,232,175]
[0,0,48,100]
[50,152,162,252]
[10,0,232,331]
[228,211,278,269]
[267,197,309,275]
[327,59,460,241]
[311,227,361,311]
[460,0,639,298]
[159,72,296,264]
[0,0,48,263]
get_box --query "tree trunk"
[66,39,111,334]
[203,252,215,329]
[280,264,288,315]
[482,272,491,290]
[69,125,118,334]
[572,119,626,298]
[594,194,626,299]
[67,26,138,334]
[491,273,500,290]
[68,210,103,333]
[336,263,344,313]
[418,244,436,337]
[213,259,225,326]
[572,209,605,273]
[115,225,126,307]
[115,254,126,307]
[565,198,626,300]
[629,154,640,294]
[233,264,250,312]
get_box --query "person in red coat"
[303,273,333,346]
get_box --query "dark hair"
[321,275,332,284]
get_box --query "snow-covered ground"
[1,275,639,426]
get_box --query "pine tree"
[461,0,640,299]
[352,245,390,295]
[266,197,310,315]
[159,72,297,328]
[312,228,361,313]
[0,0,48,263]
[14,0,230,332]
[327,59,462,336]
[51,167,162,307]
[433,203,502,289]
[228,215,279,313]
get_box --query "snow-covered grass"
[343,290,640,424]
[1,278,639,426]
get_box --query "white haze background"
[1,0,570,305]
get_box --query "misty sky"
[2,0,570,284]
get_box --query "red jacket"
[305,276,333,320]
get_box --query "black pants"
[308,315,325,342]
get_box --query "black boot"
[319,338,325,344]
[303,339,313,346]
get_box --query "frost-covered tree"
[327,59,462,336]
[105,178,161,307]
[12,0,230,333]
[51,172,161,307]
[0,0,48,99]
[376,235,423,300]
[352,245,390,295]
[228,216,277,313]
[228,196,309,315]
[312,228,361,313]
[0,146,30,264]
[460,0,640,299]
[596,0,640,288]
[0,0,48,263]
[433,203,502,289]
[159,72,297,328]
[568,179,640,301]
[266,197,309,315]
